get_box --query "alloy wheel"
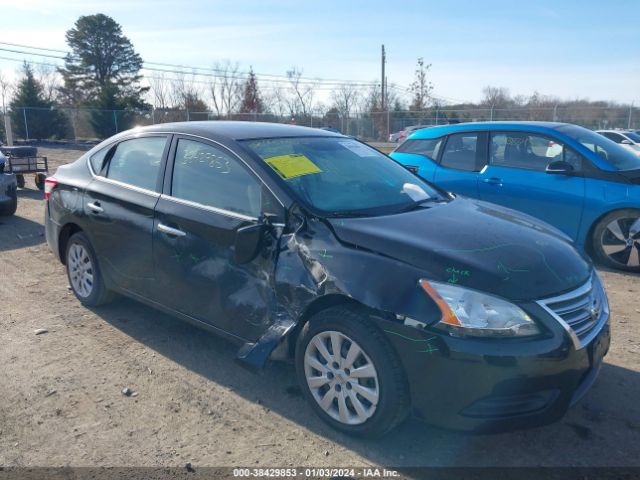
[601,217,640,268]
[68,243,94,298]
[303,330,379,425]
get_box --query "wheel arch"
[284,293,394,359]
[58,222,84,265]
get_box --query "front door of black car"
[151,137,283,341]
[84,135,169,297]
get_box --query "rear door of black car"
[84,134,170,297]
[151,135,283,341]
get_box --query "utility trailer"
[0,146,48,190]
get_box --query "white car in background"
[596,130,640,155]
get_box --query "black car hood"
[327,198,591,302]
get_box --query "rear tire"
[16,175,25,189]
[592,209,640,272]
[0,197,17,216]
[65,232,114,306]
[35,173,46,191]
[295,306,410,437]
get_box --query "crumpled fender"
[236,215,440,370]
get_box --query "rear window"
[395,138,443,159]
[105,136,167,191]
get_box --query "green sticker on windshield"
[264,154,322,180]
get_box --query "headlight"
[419,279,540,337]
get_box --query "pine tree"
[239,68,264,114]
[10,63,69,140]
[59,14,149,138]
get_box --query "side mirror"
[545,160,574,175]
[233,213,280,264]
[234,222,265,264]
[621,139,633,145]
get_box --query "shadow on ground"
[0,211,45,252]
[87,297,640,468]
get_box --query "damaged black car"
[44,122,610,436]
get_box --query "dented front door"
[150,136,280,341]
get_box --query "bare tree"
[286,67,316,119]
[148,73,171,109]
[35,64,60,102]
[265,84,290,119]
[409,57,433,113]
[168,72,208,112]
[481,86,511,108]
[0,71,13,113]
[331,84,359,119]
[208,61,243,117]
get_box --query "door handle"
[482,177,503,186]
[87,201,104,213]
[157,223,186,237]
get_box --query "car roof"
[408,121,569,139]
[116,121,344,141]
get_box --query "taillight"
[44,177,58,201]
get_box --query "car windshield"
[242,136,443,216]
[557,125,640,171]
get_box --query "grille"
[538,274,608,349]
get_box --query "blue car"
[391,122,640,272]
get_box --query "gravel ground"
[0,146,639,470]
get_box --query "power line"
[0,41,380,86]
[0,40,471,104]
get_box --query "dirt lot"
[1,146,639,470]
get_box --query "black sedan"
[44,122,610,436]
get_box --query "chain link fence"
[1,105,638,144]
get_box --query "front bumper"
[381,299,610,433]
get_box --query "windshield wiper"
[327,211,372,218]
[396,197,443,213]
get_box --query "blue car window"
[395,138,443,159]
[558,124,640,171]
[440,133,480,171]
[490,133,561,172]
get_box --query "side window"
[490,132,566,172]
[396,138,443,159]
[89,145,112,174]
[603,132,624,143]
[171,139,261,217]
[440,133,480,171]
[106,136,167,191]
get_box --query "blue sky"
[0,0,638,104]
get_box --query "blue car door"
[478,131,586,240]
[432,131,487,198]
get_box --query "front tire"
[65,232,113,306]
[592,209,640,272]
[295,306,410,437]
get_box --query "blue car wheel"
[593,209,640,272]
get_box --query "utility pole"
[629,102,634,129]
[381,45,386,112]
